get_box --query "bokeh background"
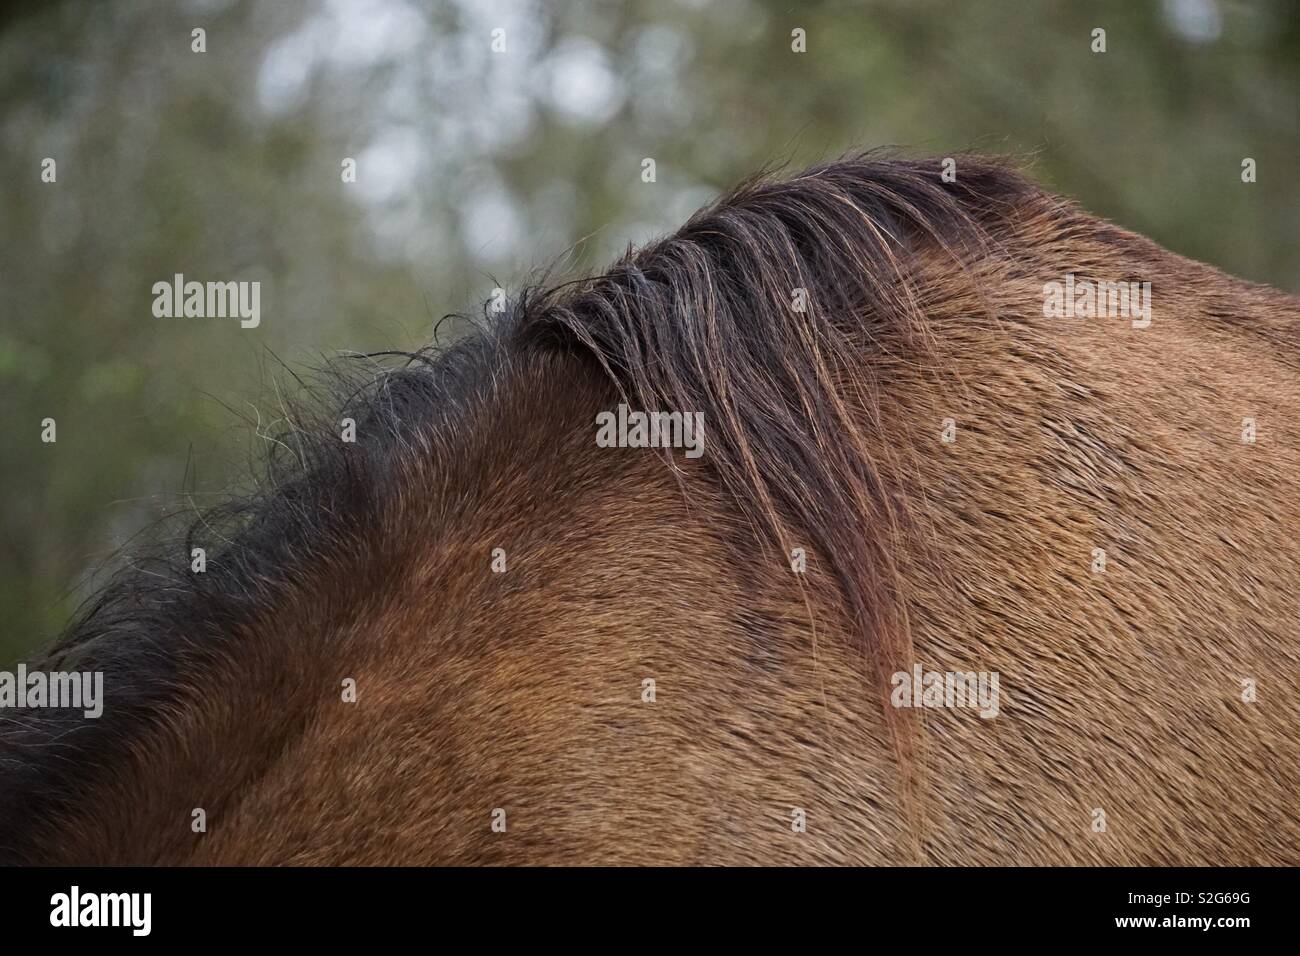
[2,0,1297,665]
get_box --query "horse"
[3,155,1297,865]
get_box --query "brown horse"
[3,155,1297,865]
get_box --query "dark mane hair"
[0,154,1048,861]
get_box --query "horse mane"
[0,153,1050,862]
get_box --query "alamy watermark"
[595,403,705,458]
[50,886,150,936]
[891,664,1000,719]
[0,664,103,718]
[152,273,261,328]
[1043,273,1151,328]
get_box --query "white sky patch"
[258,0,428,116]
[454,0,545,46]
[320,0,426,68]
[257,20,328,115]
[460,180,526,263]
[355,125,425,205]
[427,0,546,151]
[545,37,626,126]
[1162,0,1223,44]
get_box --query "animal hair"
[4,154,1297,865]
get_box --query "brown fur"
[4,155,1298,865]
